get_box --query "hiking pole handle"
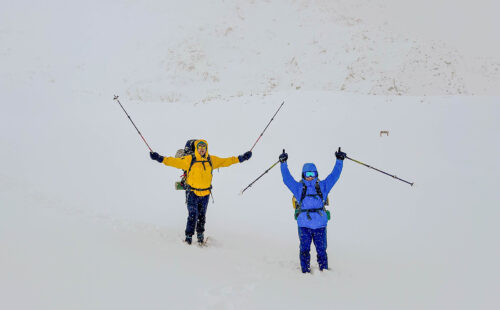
[345,155,414,186]
[241,160,280,194]
[250,101,285,152]
[113,95,153,152]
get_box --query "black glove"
[238,151,252,163]
[335,147,346,160]
[279,149,288,163]
[150,151,164,163]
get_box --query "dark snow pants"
[298,227,328,273]
[185,191,210,237]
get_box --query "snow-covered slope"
[1,1,499,309]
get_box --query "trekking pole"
[345,151,414,186]
[240,160,280,194]
[113,95,153,152]
[250,101,285,152]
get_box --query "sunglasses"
[197,143,207,149]
[304,171,317,178]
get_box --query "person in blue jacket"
[279,147,346,273]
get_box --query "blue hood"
[302,163,318,180]
[302,163,318,173]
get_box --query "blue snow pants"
[185,191,210,237]
[298,227,328,273]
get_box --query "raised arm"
[320,148,346,195]
[150,151,190,170]
[280,152,302,198]
[162,156,191,170]
[211,150,252,169]
[320,159,343,195]
[211,155,240,169]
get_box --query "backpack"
[292,180,331,221]
[175,139,213,191]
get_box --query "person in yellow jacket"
[150,139,252,244]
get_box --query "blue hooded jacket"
[281,160,343,229]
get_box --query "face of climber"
[197,142,207,157]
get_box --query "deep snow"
[1,1,500,309]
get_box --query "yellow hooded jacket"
[161,139,240,196]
